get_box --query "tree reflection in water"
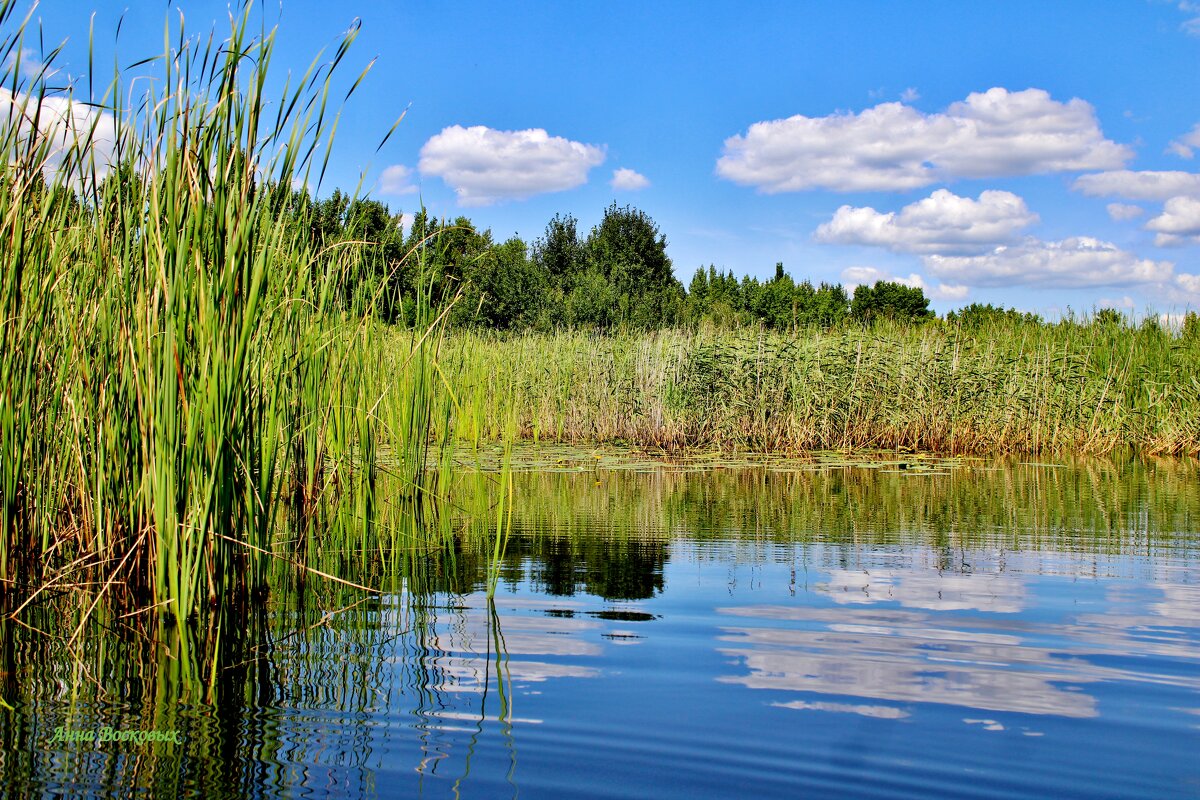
[1,453,1196,797]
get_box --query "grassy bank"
[440,319,1200,457]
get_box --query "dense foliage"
[86,170,1199,337]
[300,194,1200,337]
[294,193,944,330]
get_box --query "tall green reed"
[437,317,1200,457]
[0,2,453,623]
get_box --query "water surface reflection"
[0,454,1197,798]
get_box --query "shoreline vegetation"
[0,4,461,622]
[1,1,1196,638]
[438,322,1200,457]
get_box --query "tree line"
[301,190,967,330]
[37,162,1197,335]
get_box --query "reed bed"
[439,319,1200,457]
[0,3,454,622]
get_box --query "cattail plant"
[0,1,454,623]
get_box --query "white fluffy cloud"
[716,87,1131,193]
[418,125,604,206]
[3,48,55,80]
[1145,195,1200,235]
[1106,203,1144,221]
[1156,272,1200,309]
[1168,142,1194,160]
[1071,170,1200,201]
[933,283,970,300]
[840,266,968,300]
[1,89,118,182]
[814,189,1037,254]
[1145,196,1200,246]
[924,238,1174,288]
[377,164,417,196]
[1176,272,1200,294]
[1167,123,1200,159]
[611,167,650,190]
[815,187,1185,292]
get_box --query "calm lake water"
[3,451,1199,798]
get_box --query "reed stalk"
[0,2,454,622]
[436,319,1200,457]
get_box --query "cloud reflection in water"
[718,566,1200,720]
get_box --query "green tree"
[564,268,618,328]
[297,190,410,318]
[752,268,795,329]
[343,198,408,318]
[584,203,682,327]
[805,282,850,326]
[850,281,933,324]
[455,235,546,329]
[533,213,585,292]
[400,213,495,317]
[687,267,710,305]
[309,189,351,250]
[946,303,1041,328]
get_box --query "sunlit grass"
[438,318,1200,457]
[0,1,453,622]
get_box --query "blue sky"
[13,0,1200,317]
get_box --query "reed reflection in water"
[1,453,1197,798]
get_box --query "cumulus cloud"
[1176,272,1200,294]
[840,266,968,301]
[1106,203,1144,221]
[716,87,1131,193]
[397,212,414,236]
[841,266,904,292]
[933,283,971,300]
[1154,272,1200,309]
[1145,196,1200,246]
[1167,123,1200,159]
[814,189,1037,254]
[418,125,604,206]
[900,87,920,103]
[1072,170,1200,201]
[610,167,650,190]
[377,164,418,196]
[814,188,1185,292]
[3,48,56,80]
[0,88,118,183]
[1168,142,1194,160]
[925,237,1174,288]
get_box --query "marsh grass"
[439,318,1200,457]
[0,2,458,624]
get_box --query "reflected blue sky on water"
[3,458,1199,798]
